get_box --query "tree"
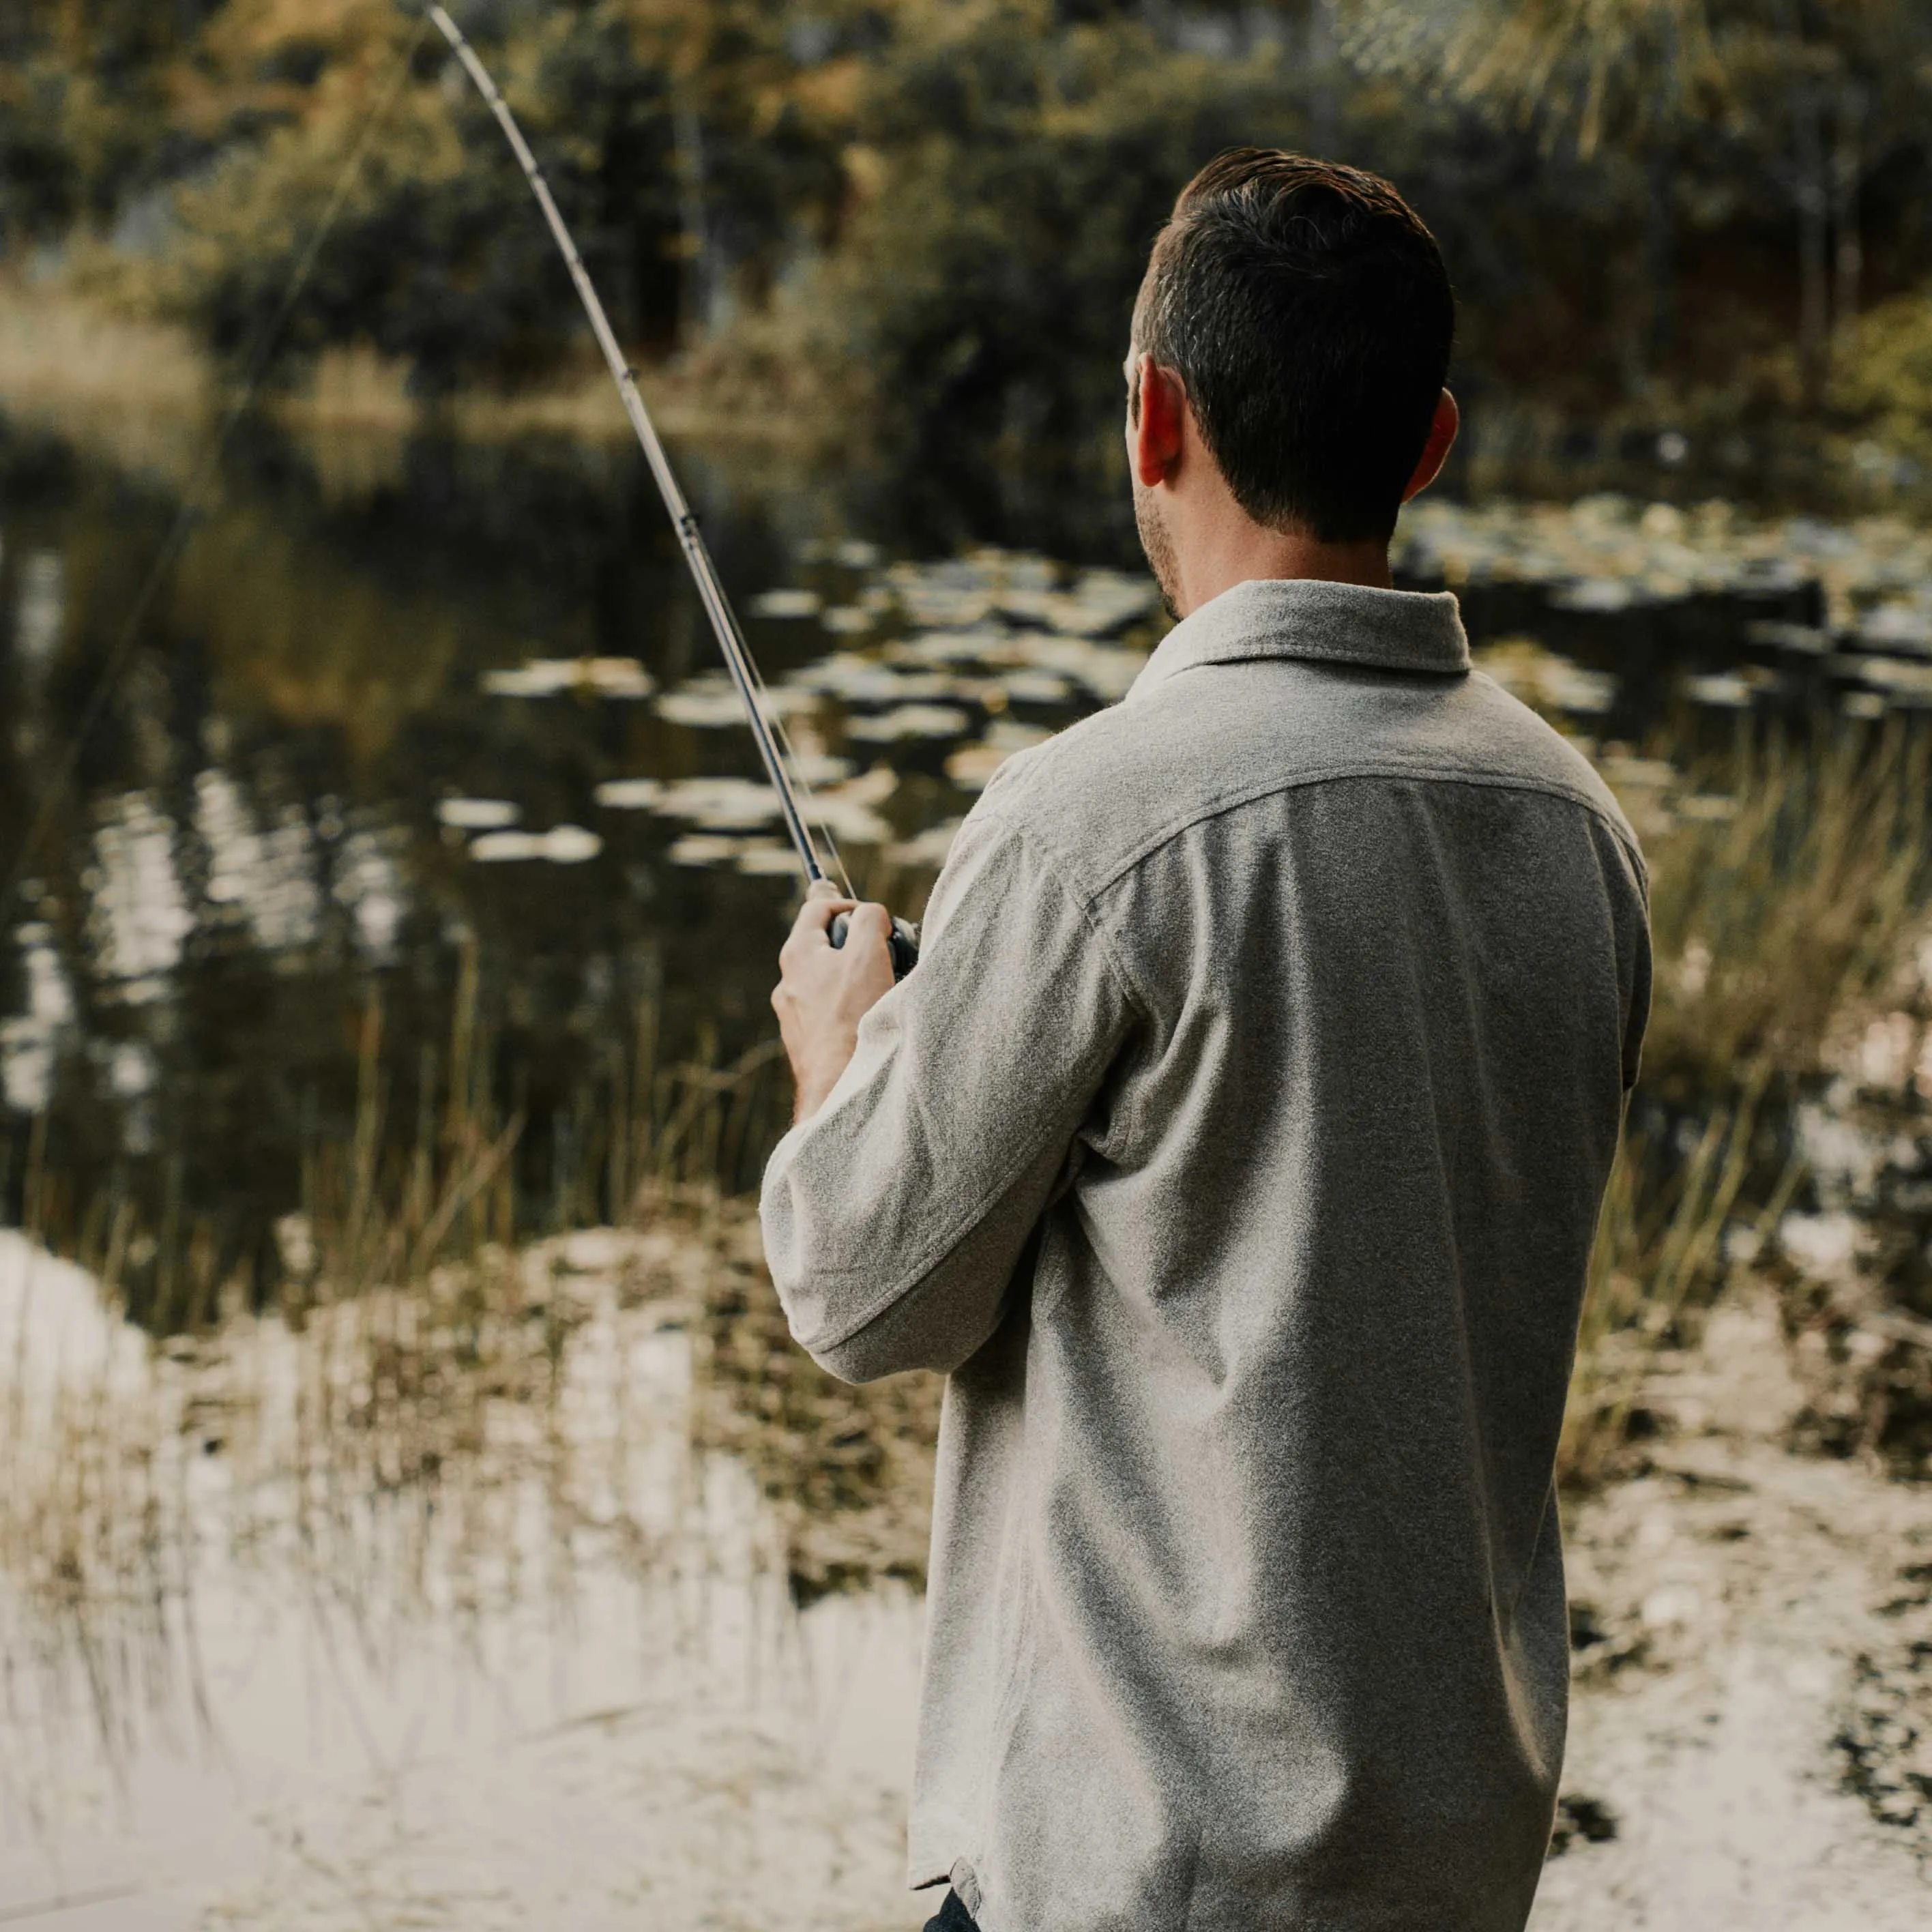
[113,0,858,387]
[1339,0,1932,407]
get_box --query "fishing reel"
[830,911,920,981]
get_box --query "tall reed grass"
[8,716,1929,1665]
[1560,720,1932,1481]
[0,982,790,1779]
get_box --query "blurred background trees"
[3,0,1931,505]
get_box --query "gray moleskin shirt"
[761,577,1652,1932]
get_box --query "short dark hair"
[1132,149,1455,544]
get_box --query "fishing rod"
[428,4,917,978]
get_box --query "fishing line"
[10,5,897,970]
[0,16,434,931]
[426,2,857,900]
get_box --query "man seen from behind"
[761,149,1653,1932]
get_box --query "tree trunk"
[1646,146,1678,379]
[1794,80,1830,411]
[673,98,713,348]
[1831,80,1864,379]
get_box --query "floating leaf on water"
[946,719,1055,790]
[652,778,781,830]
[787,657,954,704]
[484,664,574,698]
[807,765,898,845]
[1004,635,1148,701]
[543,825,602,864]
[823,765,898,807]
[657,686,749,729]
[437,798,521,831]
[846,704,972,743]
[1552,579,1645,614]
[999,581,1161,639]
[470,825,603,864]
[893,626,1012,666]
[995,587,1062,627]
[658,673,815,729]
[985,551,1059,591]
[469,831,544,862]
[790,753,854,787]
[892,583,995,628]
[594,779,664,810]
[1065,568,1162,634]
[582,659,655,698]
[483,658,656,700]
[735,841,804,877]
[813,803,892,845]
[748,589,822,619]
[997,670,1074,705]
[1860,604,1932,654]
[1845,656,1932,701]
[889,819,965,868]
[668,834,748,868]
[1684,672,1754,708]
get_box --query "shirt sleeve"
[759,804,1137,1384]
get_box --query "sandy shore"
[3,1229,1928,1929]
[1533,1291,1931,1929]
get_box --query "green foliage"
[805,7,1305,527]
[5,0,1932,442]
[1563,724,1932,1482]
[1837,288,1932,462]
[84,0,853,391]
[0,0,217,246]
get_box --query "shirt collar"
[1127,576,1470,704]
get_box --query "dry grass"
[0,280,208,413]
[0,279,213,480]
[694,1252,942,1603]
[0,278,824,469]
[1561,723,1932,1484]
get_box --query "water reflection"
[7,405,1932,1326]
[0,413,845,1313]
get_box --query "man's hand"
[773,880,898,1124]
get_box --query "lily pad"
[437,798,521,831]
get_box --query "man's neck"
[1171,518,1393,618]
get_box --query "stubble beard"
[1132,482,1182,622]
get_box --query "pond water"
[8,404,1932,1318]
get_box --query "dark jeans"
[921,1891,979,1932]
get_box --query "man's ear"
[1133,355,1188,489]
[1402,390,1460,503]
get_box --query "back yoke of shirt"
[761,577,1653,1932]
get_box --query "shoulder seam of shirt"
[971,807,1159,1014]
[791,816,1146,1353]
[1004,757,1645,905]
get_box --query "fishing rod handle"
[830,911,920,982]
